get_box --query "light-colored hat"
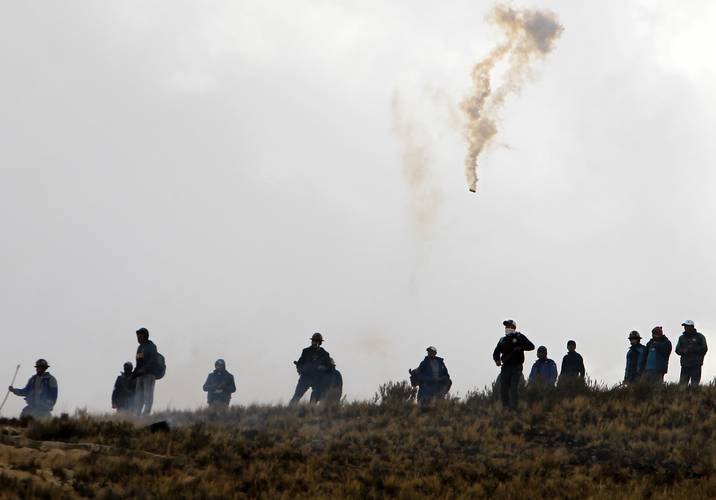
[426,346,437,354]
[682,320,695,327]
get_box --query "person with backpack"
[643,326,672,384]
[624,331,647,385]
[528,346,558,387]
[675,320,708,386]
[202,359,236,408]
[8,359,58,419]
[133,327,163,415]
[290,333,341,404]
[112,362,136,412]
[493,319,535,410]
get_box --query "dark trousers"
[500,365,522,410]
[642,370,665,384]
[290,375,321,405]
[679,365,702,386]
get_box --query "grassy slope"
[2,382,716,499]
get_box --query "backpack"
[154,352,166,380]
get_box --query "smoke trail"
[462,4,563,192]
[392,92,443,236]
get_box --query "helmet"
[215,359,226,369]
[311,333,324,343]
[628,330,641,340]
[35,359,49,368]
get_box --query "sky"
[1,1,716,416]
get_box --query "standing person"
[112,362,136,412]
[558,340,585,386]
[290,333,337,405]
[643,326,672,384]
[528,346,558,387]
[493,319,535,410]
[133,327,158,415]
[675,320,708,386]
[202,359,237,408]
[409,346,452,404]
[624,331,647,385]
[8,359,58,419]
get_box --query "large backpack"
[154,352,166,380]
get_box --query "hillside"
[2,381,716,499]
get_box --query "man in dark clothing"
[112,362,135,412]
[624,331,647,385]
[9,359,58,419]
[290,333,340,405]
[558,340,585,386]
[528,346,558,387]
[409,346,452,404]
[493,319,535,410]
[203,359,237,407]
[133,327,158,415]
[675,320,708,386]
[644,326,672,384]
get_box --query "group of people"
[5,320,709,418]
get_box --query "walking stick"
[0,365,21,415]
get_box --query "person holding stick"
[8,359,58,419]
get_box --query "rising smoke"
[462,4,563,192]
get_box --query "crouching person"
[203,359,236,408]
[409,346,452,405]
[9,359,58,419]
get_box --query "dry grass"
[2,380,716,498]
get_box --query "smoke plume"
[462,4,563,192]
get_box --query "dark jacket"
[12,373,58,411]
[414,356,451,385]
[112,373,135,410]
[135,340,158,377]
[295,346,333,377]
[675,331,708,367]
[203,369,237,405]
[493,332,535,367]
[528,358,558,386]
[624,344,647,382]
[645,336,672,374]
[560,352,585,378]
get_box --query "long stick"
[0,365,21,415]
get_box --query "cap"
[682,320,695,327]
[628,330,641,340]
[311,332,324,343]
[426,346,437,354]
[35,359,49,368]
[503,319,516,328]
[136,327,149,337]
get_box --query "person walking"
[133,327,159,415]
[643,326,672,384]
[528,346,558,387]
[8,359,58,419]
[675,320,708,386]
[202,359,237,408]
[624,331,647,385]
[112,362,136,412]
[493,319,535,410]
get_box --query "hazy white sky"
[2,1,716,416]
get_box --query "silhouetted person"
[112,362,136,412]
[9,359,58,419]
[675,320,708,386]
[644,326,672,384]
[528,346,558,387]
[203,359,237,407]
[558,340,585,386]
[409,346,452,404]
[290,333,341,404]
[624,331,647,385]
[133,327,158,415]
[493,319,535,410]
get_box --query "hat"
[136,327,149,337]
[426,346,437,354]
[628,330,641,340]
[652,326,663,335]
[311,332,324,343]
[503,319,516,328]
[35,359,49,368]
[682,320,695,327]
